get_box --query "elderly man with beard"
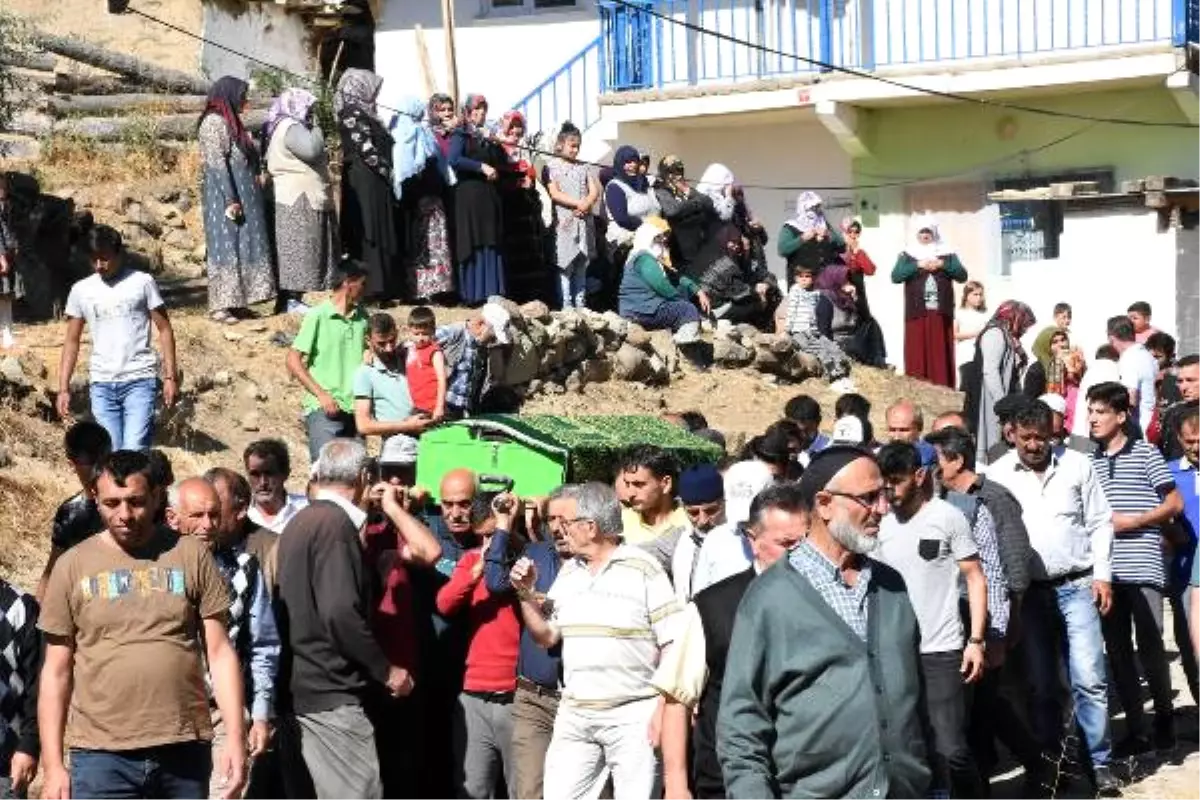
[655,483,808,799]
[718,446,931,799]
[483,488,574,800]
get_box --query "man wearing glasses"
[510,482,682,800]
[718,446,932,799]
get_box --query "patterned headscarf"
[461,93,488,132]
[427,92,456,136]
[334,68,383,119]
[199,76,255,159]
[263,87,317,145]
[791,191,827,235]
[990,300,1037,364]
[496,110,526,157]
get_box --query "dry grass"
[32,135,198,192]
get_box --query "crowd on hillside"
[0,64,1196,800]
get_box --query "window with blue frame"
[993,169,1113,275]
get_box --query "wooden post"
[441,0,460,105]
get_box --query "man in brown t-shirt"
[38,451,248,800]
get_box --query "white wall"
[375,0,599,118]
[201,4,313,81]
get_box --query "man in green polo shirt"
[286,260,370,460]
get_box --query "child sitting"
[783,263,853,390]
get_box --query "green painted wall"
[854,87,1198,188]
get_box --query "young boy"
[1052,302,1072,333]
[1128,301,1160,344]
[37,421,112,601]
[404,306,448,421]
[783,264,852,388]
[56,225,178,451]
[436,303,510,419]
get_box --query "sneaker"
[285,299,310,315]
[1093,765,1122,797]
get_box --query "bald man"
[886,400,925,444]
[412,468,484,799]
[166,478,222,543]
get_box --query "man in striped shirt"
[510,482,682,800]
[1087,381,1183,756]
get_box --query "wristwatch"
[967,637,987,651]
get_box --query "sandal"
[210,310,238,325]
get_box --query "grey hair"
[166,480,185,509]
[314,439,370,486]
[566,482,623,538]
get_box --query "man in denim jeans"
[987,400,1120,796]
[56,225,178,451]
[38,451,247,800]
[286,260,369,461]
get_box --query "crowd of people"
[0,62,1196,800]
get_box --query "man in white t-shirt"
[243,438,309,534]
[56,225,178,451]
[1109,315,1158,431]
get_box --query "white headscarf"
[791,191,827,235]
[629,218,671,268]
[696,163,736,222]
[907,214,953,261]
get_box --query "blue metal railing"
[598,0,1182,92]
[512,36,604,137]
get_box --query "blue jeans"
[1021,577,1112,767]
[71,742,212,799]
[558,254,588,310]
[90,378,158,451]
[304,409,359,462]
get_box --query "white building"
[375,0,1200,363]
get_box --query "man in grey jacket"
[718,446,931,798]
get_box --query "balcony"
[599,0,1193,93]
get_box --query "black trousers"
[921,650,985,799]
[1100,583,1175,739]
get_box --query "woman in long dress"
[891,216,967,387]
[335,68,397,299]
[449,94,506,306]
[199,76,276,323]
[969,300,1036,464]
[386,95,453,301]
[264,87,337,313]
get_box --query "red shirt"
[435,549,520,693]
[405,341,441,413]
[363,519,418,675]
[842,248,877,276]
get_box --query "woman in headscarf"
[604,145,660,257]
[448,94,506,306]
[777,191,846,279]
[698,223,777,329]
[386,93,453,300]
[618,217,712,367]
[653,156,733,281]
[727,176,771,300]
[335,68,397,299]
[966,299,1037,464]
[492,110,547,303]
[891,216,968,387]
[198,76,276,324]
[1023,326,1068,398]
[264,87,335,313]
[814,262,886,368]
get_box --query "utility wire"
[602,0,1198,129]
[120,4,1185,193]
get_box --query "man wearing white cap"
[437,303,511,419]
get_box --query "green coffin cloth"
[459,414,723,483]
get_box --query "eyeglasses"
[561,517,594,528]
[827,489,887,510]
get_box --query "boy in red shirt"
[404,306,447,421]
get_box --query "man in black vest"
[653,483,808,799]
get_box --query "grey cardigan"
[718,557,931,799]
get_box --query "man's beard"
[828,517,877,555]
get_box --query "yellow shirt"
[621,504,691,545]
